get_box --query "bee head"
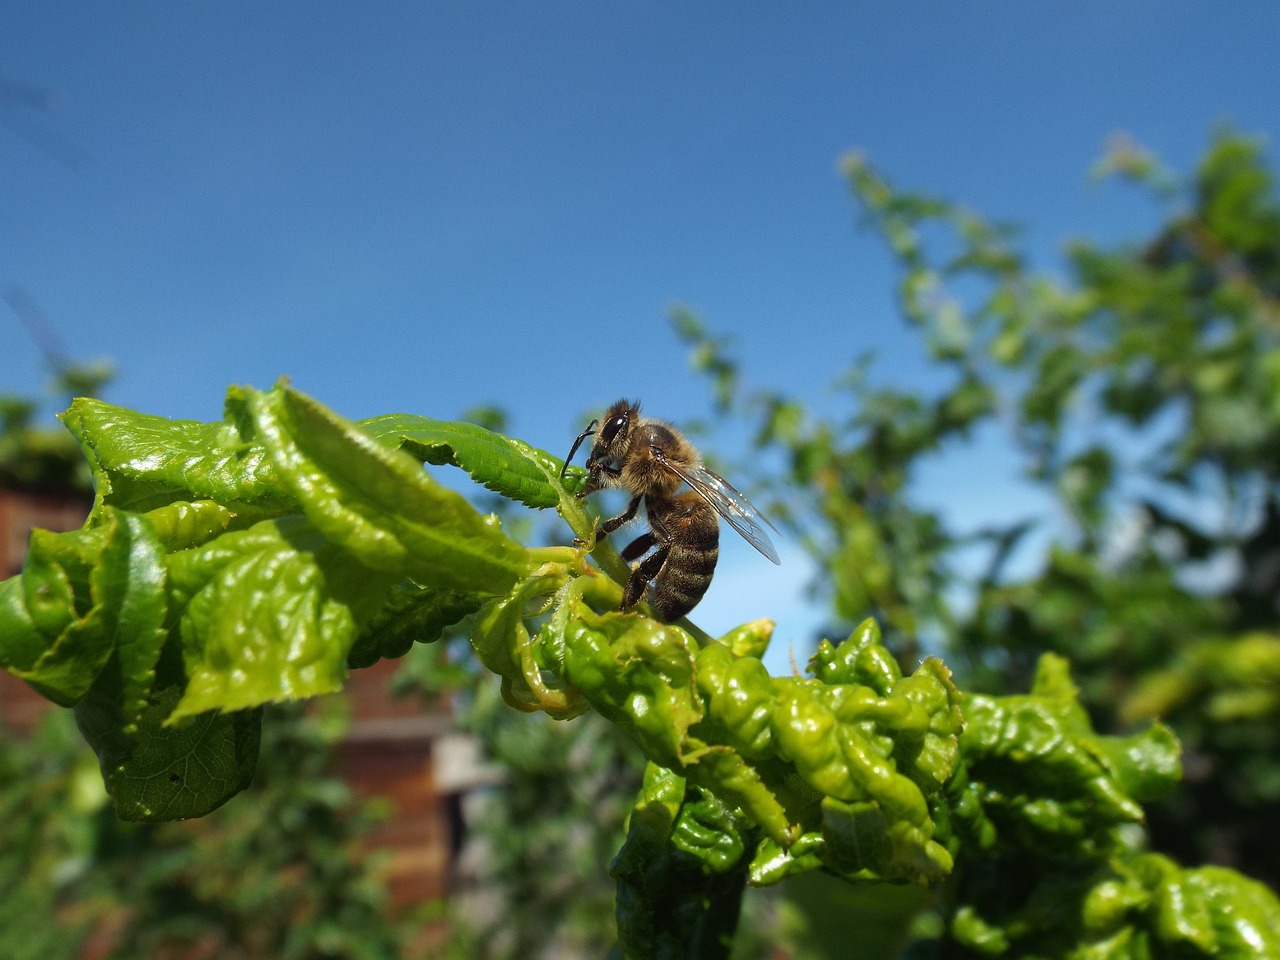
[588,399,638,468]
[560,399,641,481]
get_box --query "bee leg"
[596,495,643,543]
[576,461,622,500]
[622,544,669,611]
[619,531,657,563]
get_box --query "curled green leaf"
[76,655,262,823]
[717,618,775,660]
[808,617,902,695]
[1,508,167,716]
[362,413,569,509]
[694,641,775,760]
[347,580,482,668]
[257,384,535,595]
[471,573,583,718]
[561,610,703,770]
[612,763,751,960]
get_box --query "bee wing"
[660,455,781,565]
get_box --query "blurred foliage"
[0,702,406,960]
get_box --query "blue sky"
[4,3,1279,652]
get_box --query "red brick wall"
[334,656,458,906]
[0,486,90,578]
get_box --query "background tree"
[0,702,407,960]
[678,128,1280,895]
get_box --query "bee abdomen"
[651,541,719,621]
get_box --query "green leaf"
[256,384,534,595]
[346,580,483,668]
[949,849,1280,958]
[563,613,960,884]
[1145,860,1280,956]
[561,610,704,770]
[165,516,399,720]
[693,641,775,760]
[0,530,86,677]
[669,782,751,874]
[682,744,793,850]
[362,413,571,509]
[716,618,775,660]
[1087,722,1182,806]
[954,655,1181,861]
[768,675,955,883]
[471,574,583,717]
[809,617,903,695]
[75,651,261,822]
[142,499,237,551]
[559,611,798,847]
[60,393,289,516]
[0,501,262,821]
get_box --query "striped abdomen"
[646,492,720,621]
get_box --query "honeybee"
[560,399,780,621]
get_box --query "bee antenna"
[560,418,598,478]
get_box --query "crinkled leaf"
[470,583,538,687]
[561,610,703,769]
[1146,860,1280,956]
[749,833,825,886]
[683,744,793,849]
[1,509,166,716]
[165,515,399,720]
[951,851,1280,958]
[73,512,169,734]
[0,526,97,678]
[955,655,1178,860]
[564,614,959,886]
[694,641,776,760]
[668,783,751,874]
[1087,722,1182,806]
[559,617,794,847]
[143,499,236,551]
[808,617,902,695]
[768,675,954,883]
[888,658,965,794]
[60,393,288,517]
[716,618,775,660]
[822,794,952,883]
[469,574,582,717]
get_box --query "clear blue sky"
[4,3,1279,650]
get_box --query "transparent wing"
[659,454,781,565]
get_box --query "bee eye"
[599,413,628,444]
